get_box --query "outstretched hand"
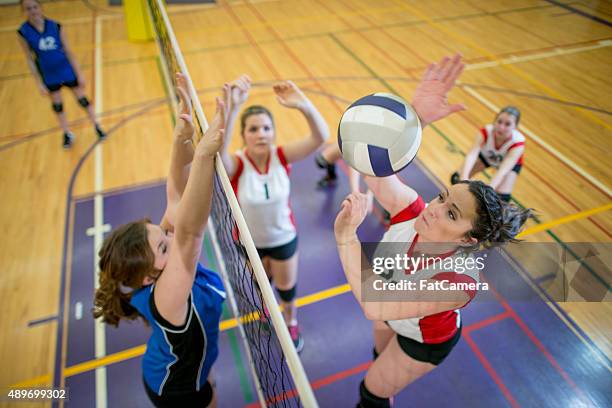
[196,93,226,158]
[273,80,310,111]
[228,75,251,109]
[175,72,195,141]
[412,53,466,127]
[334,192,369,243]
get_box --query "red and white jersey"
[378,197,481,344]
[479,124,525,168]
[231,146,296,248]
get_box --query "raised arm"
[220,75,251,178]
[489,146,524,189]
[460,133,483,180]
[17,35,48,96]
[274,81,329,163]
[334,193,469,321]
[160,73,196,233]
[154,94,226,326]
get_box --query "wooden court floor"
[0,0,610,404]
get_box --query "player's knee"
[498,193,511,202]
[276,285,296,302]
[358,380,390,408]
[52,102,63,113]
[78,96,90,108]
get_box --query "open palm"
[412,54,466,127]
[273,80,308,110]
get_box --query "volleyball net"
[145,0,317,406]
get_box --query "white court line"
[460,83,612,197]
[465,40,612,71]
[92,15,108,408]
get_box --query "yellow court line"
[517,202,612,238]
[391,0,612,130]
[9,207,610,386]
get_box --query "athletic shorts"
[479,152,522,174]
[46,78,79,92]
[256,236,298,261]
[144,378,213,408]
[391,324,462,366]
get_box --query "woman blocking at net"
[450,106,525,203]
[93,74,226,408]
[17,0,106,148]
[334,55,531,408]
[220,75,330,352]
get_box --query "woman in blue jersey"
[18,0,106,148]
[220,76,329,352]
[93,74,226,408]
[334,55,531,408]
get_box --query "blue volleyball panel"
[349,95,406,120]
[367,144,394,177]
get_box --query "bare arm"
[363,175,418,217]
[17,35,47,95]
[275,81,329,163]
[59,27,85,85]
[220,75,250,178]
[154,95,226,326]
[460,134,483,180]
[160,73,196,232]
[489,146,524,189]
[334,193,468,321]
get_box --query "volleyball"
[338,93,422,177]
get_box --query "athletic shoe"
[95,125,107,141]
[450,171,460,185]
[63,132,75,149]
[288,324,304,353]
[315,153,328,169]
[316,174,337,188]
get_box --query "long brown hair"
[92,218,156,327]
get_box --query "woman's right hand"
[196,92,227,158]
[175,72,195,142]
[38,83,49,96]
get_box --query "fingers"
[448,103,466,114]
[442,53,464,86]
[422,63,435,81]
[176,85,191,115]
[434,56,450,80]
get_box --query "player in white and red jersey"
[220,76,329,352]
[334,55,532,408]
[451,106,525,203]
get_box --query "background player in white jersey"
[17,0,106,148]
[334,55,531,408]
[450,106,525,202]
[220,75,329,352]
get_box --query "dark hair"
[459,180,532,251]
[496,106,521,126]
[92,218,156,327]
[240,105,274,135]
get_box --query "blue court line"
[544,0,612,27]
[27,315,58,328]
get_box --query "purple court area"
[62,156,611,407]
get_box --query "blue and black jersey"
[130,264,226,397]
[17,18,76,86]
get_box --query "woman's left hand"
[334,192,369,241]
[273,80,310,111]
[412,53,466,127]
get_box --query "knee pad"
[276,285,296,302]
[498,193,512,203]
[78,96,90,108]
[52,102,63,113]
[359,380,390,408]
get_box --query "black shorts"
[46,78,79,92]
[478,152,522,174]
[256,236,298,261]
[394,325,462,366]
[144,378,213,408]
